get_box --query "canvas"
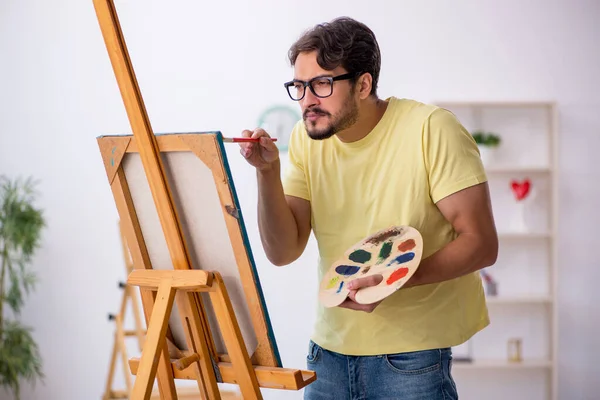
[98,132,281,367]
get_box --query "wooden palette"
[319,226,423,308]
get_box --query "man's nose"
[301,86,320,109]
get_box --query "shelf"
[486,296,552,305]
[453,359,553,370]
[485,166,551,174]
[434,99,558,399]
[435,101,555,108]
[498,232,551,239]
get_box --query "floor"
[150,386,242,399]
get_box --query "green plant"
[0,176,45,400]
[471,130,501,147]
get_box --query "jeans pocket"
[306,340,322,364]
[384,349,441,375]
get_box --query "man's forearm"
[256,161,302,265]
[406,232,498,288]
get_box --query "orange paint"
[386,267,409,285]
[397,239,416,252]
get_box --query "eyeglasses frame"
[283,72,360,101]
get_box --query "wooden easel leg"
[154,343,178,400]
[209,272,262,400]
[115,315,132,393]
[120,220,146,352]
[103,272,140,399]
[112,284,134,394]
[132,281,177,400]
[176,292,221,400]
[130,285,146,352]
[102,329,120,400]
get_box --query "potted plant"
[471,130,501,165]
[0,175,45,399]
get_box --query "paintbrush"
[222,137,278,143]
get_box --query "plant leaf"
[0,175,46,396]
[0,320,44,398]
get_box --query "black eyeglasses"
[283,72,358,101]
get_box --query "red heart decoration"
[511,179,531,201]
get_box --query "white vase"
[511,200,528,232]
[510,186,536,233]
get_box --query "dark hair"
[288,17,381,97]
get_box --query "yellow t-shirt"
[281,97,490,355]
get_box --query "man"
[239,16,498,400]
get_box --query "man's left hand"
[337,274,384,313]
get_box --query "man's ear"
[358,73,373,99]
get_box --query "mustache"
[303,108,330,118]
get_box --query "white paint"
[0,0,599,399]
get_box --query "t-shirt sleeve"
[423,107,488,204]
[282,122,310,201]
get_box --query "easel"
[92,0,316,399]
[103,221,147,399]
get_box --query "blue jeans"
[303,340,458,400]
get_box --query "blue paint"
[110,146,116,167]
[335,265,361,276]
[336,281,344,293]
[388,252,415,266]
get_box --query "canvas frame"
[97,132,281,368]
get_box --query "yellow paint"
[327,276,340,289]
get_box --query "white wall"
[1,0,599,399]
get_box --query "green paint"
[349,249,372,264]
[377,241,393,263]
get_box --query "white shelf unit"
[434,101,559,400]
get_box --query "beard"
[303,96,359,141]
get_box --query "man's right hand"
[239,128,279,171]
[237,127,311,267]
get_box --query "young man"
[239,17,498,400]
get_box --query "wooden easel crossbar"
[92,0,316,399]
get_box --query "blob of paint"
[388,252,415,266]
[336,281,344,293]
[377,241,393,263]
[398,239,416,252]
[386,267,409,285]
[327,276,340,289]
[336,265,361,276]
[361,266,372,274]
[365,227,404,245]
[349,249,372,264]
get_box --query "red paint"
[386,267,409,285]
[510,179,531,201]
[398,239,416,252]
